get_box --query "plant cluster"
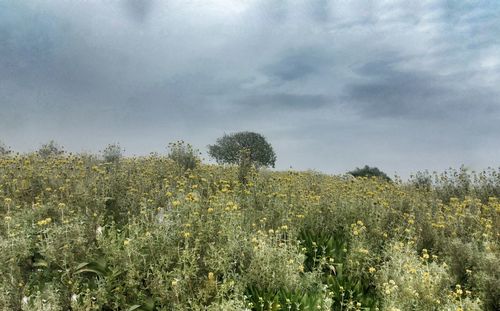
[167,140,201,172]
[0,154,498,310]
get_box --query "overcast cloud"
[1,0,499,177]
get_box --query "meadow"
[0,154,498,310]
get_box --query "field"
[0,154,499,310]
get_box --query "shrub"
[37,140,65,158]
[167,141,200,172]
[101,143,124,163]
[348,165,391,182]
[0,141,11,156]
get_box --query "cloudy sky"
[1,0,499,177]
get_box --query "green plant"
[208,132,276,184]
[101,143,124,163]
[348,165,391,182]
[0,141,11,156]
[208,132,276,168]
[167,140,200,172]
[37,140,65,158]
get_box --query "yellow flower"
[368,267,376,273]
[37,217,52,226]
[208,272,215,281]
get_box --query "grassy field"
[0,154,498,310]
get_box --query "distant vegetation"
[348,165,391,182]
[167,140,201,172]
[208,131,276,184]
[101,143,124,164]
[0,138,498,310]
[37,140,65,158]
[0,141,11,156]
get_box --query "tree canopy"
[208,132,276,168]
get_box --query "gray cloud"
[238,93,329,110]
[123,0,156,23]
[345,59,499,119]
[0,0,499,177]
[262,47,333,82]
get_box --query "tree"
[208,132,276,168]
[208,132,276,184]
[348,165,391,182]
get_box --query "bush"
[409,171,433,191]
[167,141,200,172]
[101,143,124,163]
[37,140,65,158]
[0,141,11,156]
[348,165,391,182]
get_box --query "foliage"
[101,143,124,163]
[0,141,11,156]
[167,140,200,172]
[37,140,65,158]
[208,132,276,168]
[0,154,498,310]
[348,165,391,182]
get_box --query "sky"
[1,0,499,178]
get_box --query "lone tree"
[208,132,276,183]
[348,165,391,182]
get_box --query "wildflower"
[4,197,12,205]
[123,239,130,246]
[37,217,52,226]
[171,279,178,287]
[369,267,376,273]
